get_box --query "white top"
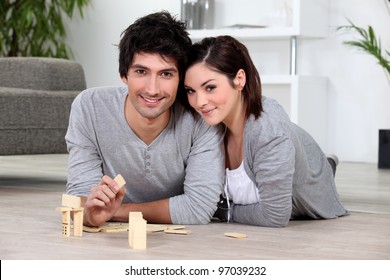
[225,161,260,205]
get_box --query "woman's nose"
[196,92,208,108]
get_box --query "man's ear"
[121,76,128,85]
[234,69,246,90]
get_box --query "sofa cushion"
[0,57,86,91]
[0,129,69,154]
[0,87,79,129]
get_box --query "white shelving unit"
[187,0,329,150]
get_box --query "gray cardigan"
[233,96,348,227]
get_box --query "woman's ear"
[234,69,246,90]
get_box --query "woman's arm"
[233,134,295,227]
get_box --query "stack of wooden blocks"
[55,194,84,237]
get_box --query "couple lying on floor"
[65,11,348,229]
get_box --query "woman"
[182,36,348,227]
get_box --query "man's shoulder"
[73,86,126,110]
[171,102,225,138]
[77,86,125,101]
[171,102,196,124]
[171,103,217,131]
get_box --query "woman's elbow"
[267,218,289,228]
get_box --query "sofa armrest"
[0,87,81,155]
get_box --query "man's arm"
[66,90,104,198]
[81,190,171,226]
[113,199,171,224]
[80,174,172,226]
[168,118,225,225]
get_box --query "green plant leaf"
[338,19,390,79]
[0,0,90,58]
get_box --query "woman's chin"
[203,118,221,127]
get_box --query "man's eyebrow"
[160,67,178,73]
[129,64,149,69]
[130,64,178,73]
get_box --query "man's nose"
[145,76,158,94]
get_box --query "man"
[65,11,224,227]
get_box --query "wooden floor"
[0,154,390,260]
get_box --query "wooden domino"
[114,174,126,189]
[147,224,168,233]
[164,229,192,235]
[61,194,81,208]
[129,212,147,249]
[55,206,84,237]
[166,225,186,231]
[224,232,247,238]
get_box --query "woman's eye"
[186,89,193,94]
[206,85,216,92]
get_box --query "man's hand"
[83,175,126,227]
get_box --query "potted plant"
[338,1,390,169]
[0,0,90,58]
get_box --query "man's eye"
[135,69,146,74]
[162,72,173,77]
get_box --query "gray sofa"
[0,57,86,155]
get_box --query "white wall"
[64,0,180,87]
[64,0,390,163]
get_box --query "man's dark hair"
[118,11,191,83]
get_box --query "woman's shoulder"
[244,97,295,178]
[247,96,290,130]
[261,96,291,122]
